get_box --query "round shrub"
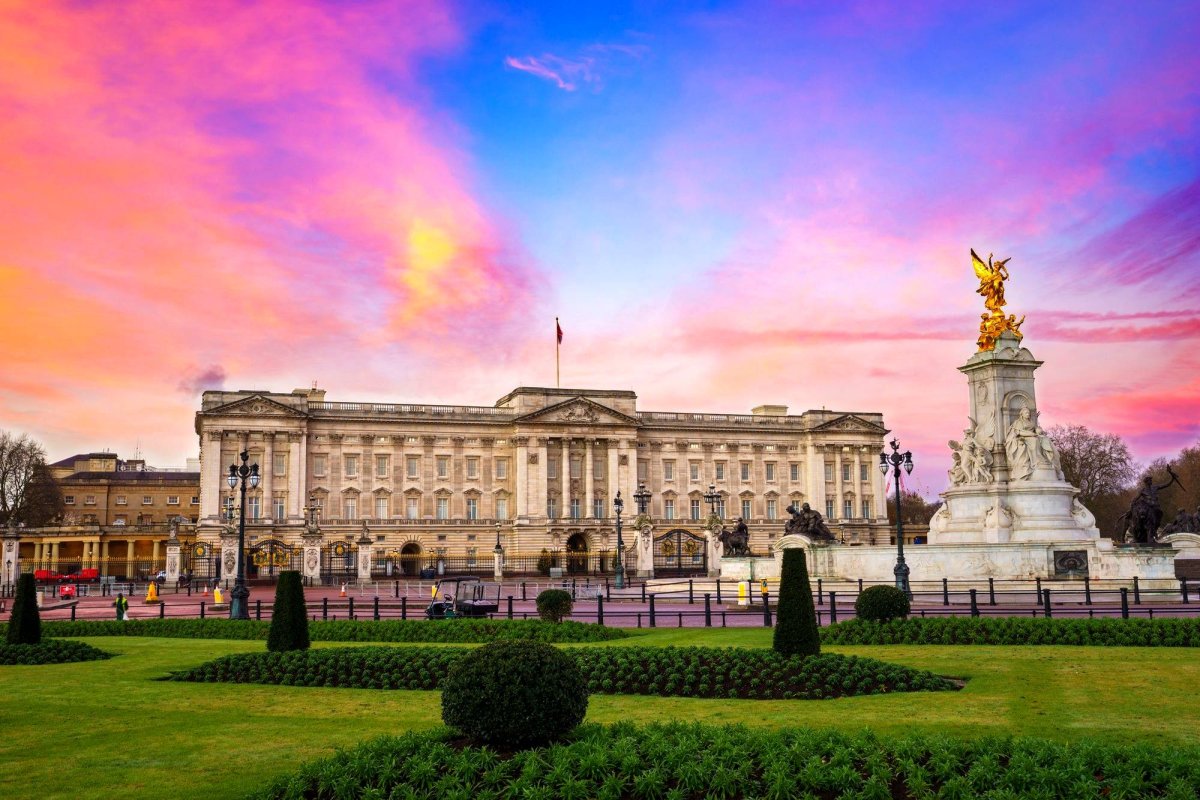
[855,585,911,622]
[441,640,588,747]
[535,589,573,623]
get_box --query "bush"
[266,571,309,652]
[536,549,553,575]
[7,617,628,643]
[7,573,40,645]
[855,585,911,622]
[0,639,112,665]
[441,640,588,747]
[536,588,573,623]
[250,723,1200,800]
[823,616,1200,647]
[773,548,820,657]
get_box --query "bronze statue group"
[1120,466,1196,544]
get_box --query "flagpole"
[555,317,560,388]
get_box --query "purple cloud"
[178,365,227,395]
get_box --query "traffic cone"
[202,584,208,596]
[340,583,347,598]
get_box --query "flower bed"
[9,617,627,643]
[250,722,1200,800]
[165,645,958,699]
[0,640,113,665]
[822,616,1200,647]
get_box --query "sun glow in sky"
[1,0,1198,491]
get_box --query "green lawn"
[2,631,1198,800]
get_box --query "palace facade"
[193,386,892,578]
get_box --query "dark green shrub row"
[8,617,627,643]
[251,722,1200,800]
[166,645,957,699]
[822,616,1200,647]
[0,640,113,666]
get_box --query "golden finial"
[972,249,1023,351]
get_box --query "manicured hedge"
[822,616,1200,647]
[250,722,1200,800]
[0,640,113,665]
[7,617,627,643]
[166,645,958,699]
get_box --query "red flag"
[556,318,563,344]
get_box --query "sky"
[1,0,1198,494]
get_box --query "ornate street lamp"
[613,490,626,589]
[703,483,721,518]
[879,438,914,599]
[633,481,651,515]
[226,450,260,620]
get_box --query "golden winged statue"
[971,249,1023,351]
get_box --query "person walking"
[114,592,129,621]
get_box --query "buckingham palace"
[193,385,891,581]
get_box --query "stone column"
[833,448,844,520]
[2,524,19,588]
[152,540,161,564]
[100,540,110,577]
[852,449,862,519]
[165,535,181,583]
[584,439,594,518]
[537,438,549,519]
[50,541,60,569]
[261,434,274,521]
[301,528,323,584]
[493,545,504,580]
[201,431,223,521]
[288,433,304,520]
[356,545,373,584]
[514,437,529,518]
[219,529,239,583]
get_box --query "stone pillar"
[152,540,161,564]
[833,448,844,520]
[165,536,181,583]
[493,546,504,580]
[607,440,620,503]
[514,437,529,518]
[288,434,303,520]
[584,439,594,518]
[852,449,862,519]
[261,435,274,521]
[2,523,19,588]
[50,541,60,569]
[635,521,654,578]
[301,529,323,584]
[806,442,825,520]
[537,438,549,518]
[219,530,239,583]
[356,523,373,584]
[200,431,223,520]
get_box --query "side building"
[194,387,890,580]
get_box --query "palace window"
[343,497,356,520]
[742,499,752,519]
[570,498,581,519]
[664,499,675,520]
[64,495,75,505]
[765,462,776,482]
[142,496,152,505]
[406,456,419,479]
[570,457,581,479]
[248,495,262,520]
[862,498,871,519]
[689,462,700,482]
[466,498,478,520]
[593,499,605,519]
[826,499,835,519]
[344,455,358,478]
[790,463,800,481]
[593,459,604,479]
[495,458,508,479]
[376,455,389,478]
[663,460,675,481]
[690,499,701,520]
[767,499,778,520]
[638,460,648,481]
[375,496,388,519]
[844,499,853,519]
[274,453,287,476]
[436,456,450,479]
[716,498,726,518]
[436,498,448,520]
[547,498,558,519]
[715,461,726,481]
[313,455,327,477]
[275,496,287,520]
[115,495,127,505]
[495,498,508,520]
[190,496,199,505]
[740,462,751,481]
[842,463,851,481]
[406,497,419,519]
[466,457,479,479]
[167,496,179,505]
[825,464,834,482]
[860,463,869,481]
[547,458,558,479]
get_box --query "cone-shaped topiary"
[773,548,820,657]
[266,571,310,652]
[7,573,41,645]
[442,640,588,747]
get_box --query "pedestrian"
[113,591,129,621]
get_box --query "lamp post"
[226,450,260,620]
[613,490,625,589]
[703,483,721,518]
[493,521,504,581]
[879,438,914,599]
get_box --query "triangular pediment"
[206,395,306,418]
[811,414,887,434]
[515,396,640,426]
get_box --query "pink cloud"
[505,55,595,91]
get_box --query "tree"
[0,431,64,526]
[772,548,820,657]
[1046,425,1137,539]
[266,571,310,652]
[886,490,943,525]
